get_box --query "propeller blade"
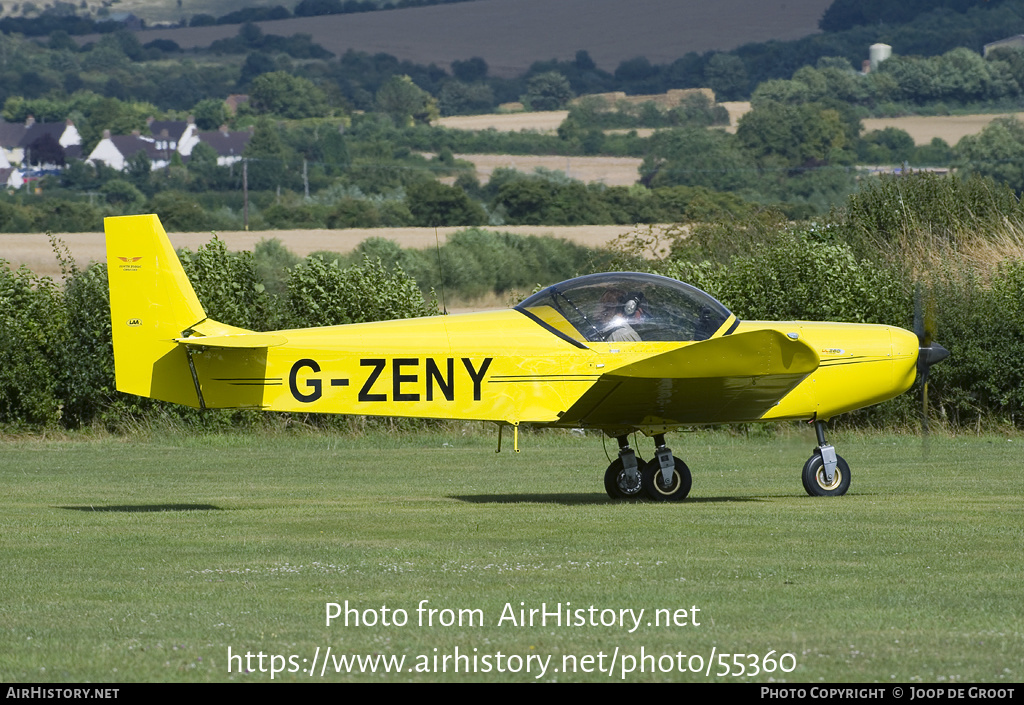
[914,281,947,440]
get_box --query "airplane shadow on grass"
[58,503,222,513]
[452,494,769,505]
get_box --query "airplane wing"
[560,329,820,428]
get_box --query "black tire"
[604,458,645,499]
[802,453,851,497]
[641,457,692,502]
[801,454,816,495]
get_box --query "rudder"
[104,214,207,406]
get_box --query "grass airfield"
[1,429,1021,683]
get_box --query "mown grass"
[0,429,1021,683]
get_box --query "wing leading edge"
[560,329,820,430]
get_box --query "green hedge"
[4,173,1024,431]
[0,238,436,430]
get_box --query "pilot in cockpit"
[595,289,645,342]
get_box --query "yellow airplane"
[104,214,948,501]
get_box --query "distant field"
[3,225,636,278]
[861,113,1024,146]
[100,0,834,78]
[439,104,1017,146]
[437,111,569,133]
[1,431,1021,682]
[454,154,642,186]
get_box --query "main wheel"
[641,458,692,502]
[604,458,645,499]
[802,453,851,496]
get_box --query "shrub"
[286,254,436,328]
[0,262,66,427]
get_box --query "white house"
[88,123,253,171]
[0,117,82,167]
[87,130,178,171]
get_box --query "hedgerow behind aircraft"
[105,214,948,501]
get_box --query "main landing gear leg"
[802,419,851,497]
[641,434,692,502]
[604,435,644,499]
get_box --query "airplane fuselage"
[150,310,919,435]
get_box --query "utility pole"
[242,159,249,231]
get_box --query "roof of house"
[108,133,178,163]
[198,126,252,157]
[0,117,76,149]
[146,117,194,142]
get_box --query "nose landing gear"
[802,419,851,496]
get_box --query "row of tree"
[11,0,1024,121]
[9,87,1015,234]
[755,48,1024,112]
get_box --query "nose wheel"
[803,420,851,496]
[802,453,850,496]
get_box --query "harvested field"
[4,225,639,279]
[861,113,1024,146]
[103,0,834,78]
[719,101,754,133]
[455,153,642,185]
[446,104,1022,147]
[438,101,751,136]
[437,111,568,133]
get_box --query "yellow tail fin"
[105,214,207,406]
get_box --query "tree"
[640,128,754,191]
[100,179,146,211]
[737,101,851,169]
[147,190,211,232]
[521,71,573,111]
[186,142,232,191]
[956,117,1024,192]
[192,98,228,130]
[934,47,1001,103]
[438,80,495,116]
[405,180,486,227]
[451,57,488,83]
[243,118,299,190]
[25,131,64,167]
[286,254,435,328]
[80,35,129,71]
[179,235,274,331]
[124,150,152,194]
[375,75,438,126]
[238,51,277,89]
[704,53,748,101]
[876,55,939,103]
[858,127,916,164]
[249,71,330,119]
[71,95,156,154]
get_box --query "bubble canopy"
[515,272,734,344]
